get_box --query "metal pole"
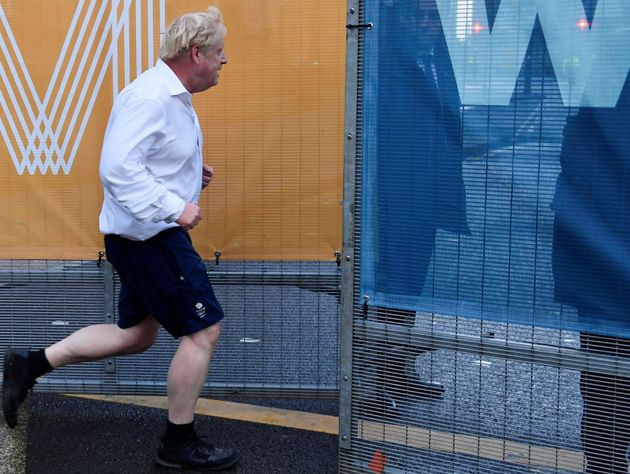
[339,0,362,452]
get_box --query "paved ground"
[21,393,339,474]
[0,407,26,474]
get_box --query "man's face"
[196,35,228,92]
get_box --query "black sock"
[27,349,53,380]
[163,420,196,447]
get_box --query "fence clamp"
[214,250,222,265]
[97,249,105,267]
[346,22,373,30]
[362,295,370,319]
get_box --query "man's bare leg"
[154,322,240,470]
[45,316,160,368]
[3,316,160,428]
[166,323,221,424]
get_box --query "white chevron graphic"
[0,0,166,175]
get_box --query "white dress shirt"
[99,59,203,241]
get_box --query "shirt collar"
[155,58,190,97]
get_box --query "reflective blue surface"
[361,0,630,337]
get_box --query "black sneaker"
[156,436,241,471]
[3,347,36,428]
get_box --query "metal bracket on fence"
[360,319,630,378]
[362,295,369,319]
[346,22,373,30]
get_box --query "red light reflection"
[472,22,486,33]
[577,18,590,30]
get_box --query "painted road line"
[66,394,339,435]
[358,420,584,472]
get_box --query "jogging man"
[3,6,240,471]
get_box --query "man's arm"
[172,164,214,231]
[100,96,186,224]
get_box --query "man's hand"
[202,164,214,189]
[176,202,202,231]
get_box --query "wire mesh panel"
[113,261,341,397]
[0,261,109,389]
[344,315,590,473]
[0,260,340,397]
[341,0,630,472]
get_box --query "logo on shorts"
[195,302,207,319]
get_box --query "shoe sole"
[2,347,19,428]
[155,453,241,471]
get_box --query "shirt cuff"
[153,192,186,223]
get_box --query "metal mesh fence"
[0,259,340,398]
[340,0,630,472]
[343,312,588,473]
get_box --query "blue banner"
[360,0,630,337]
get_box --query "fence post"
[103,261,117,375]
[339,0,362,452]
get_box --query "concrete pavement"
[18,393,339,474]
[0,401,26,474]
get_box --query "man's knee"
[201,322,222,348]
[187,322,221,352]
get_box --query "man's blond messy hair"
[159,6,226,60]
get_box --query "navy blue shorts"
[104,228,224,338]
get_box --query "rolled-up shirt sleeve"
[100,96,185,224]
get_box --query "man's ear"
[191,45,200,63]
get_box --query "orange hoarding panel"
[0,0,344,260]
